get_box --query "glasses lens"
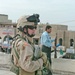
[28,26,37,29]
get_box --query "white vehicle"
[2,41,12,53]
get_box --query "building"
[0,14,17,41]
[33,24,75,50]
[0,14,75,50]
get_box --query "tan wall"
[0,14,12,23]
[0,27,15,41]
[0,14,16,42]
[35,24,75,49]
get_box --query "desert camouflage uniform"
[11,14,51,75]
[12,35,43,75]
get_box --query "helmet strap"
[23,27,35,37]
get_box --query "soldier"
[11,14,49,75]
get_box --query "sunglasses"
[28,26,37,29]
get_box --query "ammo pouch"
[42,67,52,75]
[33,45,52,75]
[36,67,52,75]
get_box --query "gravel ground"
[0,52,16,75]
[0,52,59,75]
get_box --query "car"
[2,41,12,53]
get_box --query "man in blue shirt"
[41,25,55,75]
[41,25,55,64]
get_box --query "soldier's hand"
[41,52,47,64]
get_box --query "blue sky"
[0,0,75,30]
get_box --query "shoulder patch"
[23,42,29,46]
[22,42,29,50]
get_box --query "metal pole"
[54,33,57,58]
[7,33,10,54]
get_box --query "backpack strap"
[13,36,26,59]
[13,45,19,59]
[13,36,22,60]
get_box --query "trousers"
[42,45,52,64]
[42,45,52,75]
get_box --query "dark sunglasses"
[28,26,37,29]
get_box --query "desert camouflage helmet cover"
[17,14,40,29]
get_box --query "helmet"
[17,14,40,32]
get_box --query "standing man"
[41,25,55,75]
[11,14,48,75]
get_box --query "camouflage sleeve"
[18,41,43,72]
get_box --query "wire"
[58,20,75,23]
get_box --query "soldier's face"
[28,28,36,35]
[27,26,36,37]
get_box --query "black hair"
[45,25,52,31]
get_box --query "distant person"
[41,25,56,75]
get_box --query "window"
[59,38,62,45]
[70,39,74,46]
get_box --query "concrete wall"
[0,14,16,41]
[0,14,12,23]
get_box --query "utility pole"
[7,33,10,54]
[54,33,57,58]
